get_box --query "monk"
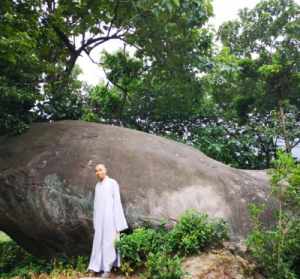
[87,164,128,278]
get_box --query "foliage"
[116,209,228,276]
[37,65,88,121]
[82,48,207,124]
[161,109,278,169]
[82,42,296,169]
[143,252,185,279]
[82,84,123,122]
[0,237,89,279]
[0,210,227,278]
[1,0,214,135]
[115,227,166,270]
[82,50,262,168]
[216,0,300,153]
[0,240,52,278]
[0,3,44,135]
[0,79,38,135]
[246,150,300,279]
[166,209,229,256]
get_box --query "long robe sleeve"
[92,190,98,231]
[113,181,128,232]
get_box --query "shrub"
[246,150,300,279]
[117,209,229,277]
[143,252,185,279]
[0,238,88,278]
[116,227,166,271]
[0,240,43,275]
[166,209,229,256]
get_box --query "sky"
[77,0,268,85]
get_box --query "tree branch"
[291,138,300,149]
[78,30,125,54]
[51,23,76,54]
[83,49,104,66]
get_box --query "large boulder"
[0,120,275,258]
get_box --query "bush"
[166,209,229,256]
[0,240,44,276]
[116,209,229,277]
[143,252,185,279]
[116,227,166,271]
[246,151,300,279]
[0,238,89,278]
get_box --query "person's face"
[95,166,106,180]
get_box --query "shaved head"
[95,163,107,173]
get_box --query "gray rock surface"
[0,120,276,258]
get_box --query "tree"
[1,0,214,134]
[0,1,45,135]
[216,0,300,153]
[14,0,213,90]
[100,50,144,121]
[83,41,211,126]
[38,64,88,121]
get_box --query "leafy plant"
[143,252,185,279]
[116,209,228,277]
[246,150,300,279]
[166,209,229,256]
[116,227,166,271]
[0,237,89,279]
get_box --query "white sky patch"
[77,39,125,85]
[208,0,259,29]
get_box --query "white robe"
[87,176,128,272]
